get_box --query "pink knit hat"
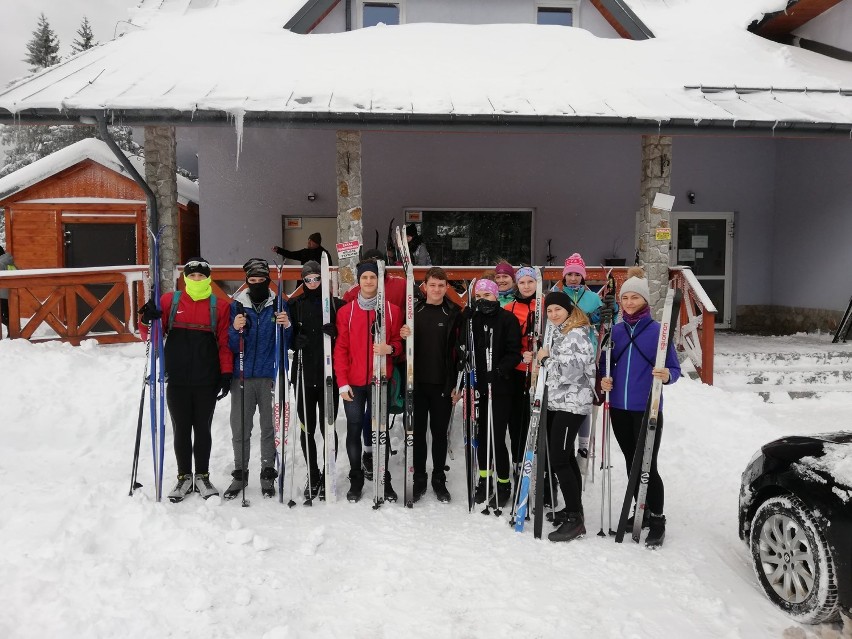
[562,253,586,279]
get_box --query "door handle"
[63,230,72,247]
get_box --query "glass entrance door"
[671,213,734,328]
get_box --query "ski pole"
[238,303,249,508]
[299,350,314,506]
[129,334,151,496]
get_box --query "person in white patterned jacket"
[535,290,596,543]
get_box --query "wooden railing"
[0,264,716,384]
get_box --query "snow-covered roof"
[0,0,850,134]
[0,138,200,205]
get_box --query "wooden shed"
[0,138,200,270]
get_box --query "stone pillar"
[144,126,180,293]
[336,130,363,293]
[637,135,672,316]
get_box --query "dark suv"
[739,431,852,624]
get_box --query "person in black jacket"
[399,267,463,503]
[273,233,333,268]
[467,278,522,508]
[286,261,344,499]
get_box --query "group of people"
[138,245,680,547]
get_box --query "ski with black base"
[321,253,337,503]
[615,286,682,544]
[372,260,388,509]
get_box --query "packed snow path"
[1,337,850,638]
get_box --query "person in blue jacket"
[225,258,291,499]
[601,267,680,547]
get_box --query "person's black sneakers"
[474,476,490,504]
[495,480,512,508]
[260,467,277,499]
[412,473,428,503]
[383,472,398,503]
[548,512,586,542]
[347,469,365,503]
[431,476,451,503]
[362,452,374,481]
[645,513,666,549]
[303,472,322,501]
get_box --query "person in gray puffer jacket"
[535,290,596,543]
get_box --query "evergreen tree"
[71,17,97,54]
[25,13,61,72]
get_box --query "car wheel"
[749,495,840,624]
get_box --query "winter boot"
[576,448,589,476]
[431,473,451,504]
[347,469,365,503]
[168,473,194,503]
[224,470,249,500]
[495,479,512,508]
[547,507,571,525]
[304,471,322,502]
[362,451,374,481]
[548,512,586,543]
[383,472,398,503]
[260,467,277,499]
[645,513,666,549]
[474,476,491,504]
[194,473,219,500]
[412,472,428,503]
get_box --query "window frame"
[535,0,580,27]
[356,0,406,29]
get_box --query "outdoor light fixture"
[687,191,696,204]
[307,192,317,201]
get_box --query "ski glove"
[216,374,232,401]
[322,323,337,339]
[139,298,163,325]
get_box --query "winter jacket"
[227,290,291,380]
[609,317,681,412]
[0,251,15,300]
[141,291,233,386]
[343,275,407,310]
[504,295,537,373]
[274,245,333,266]
[410,242,432,266]
[288,286,344,387]
[334,298,403,389]
[412,297,464,395]
[466,307,522,391]
[541,325,596,415]
[551,283,604,347]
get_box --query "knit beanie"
[242,257,270,278]
[357,261,379,279]
[562,253,586,279]
[494,262,515,278]
[184,257,211,278]
[309,232,322,245]
[619,267,650,302]
[544,290,574,313]
[301,260,321,278]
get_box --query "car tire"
[749,494,840,624]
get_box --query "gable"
[0,160,143,206]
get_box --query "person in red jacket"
[341,248,406,477]
[140,258,233,503]
[335,261,402,503]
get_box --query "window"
[362,2,401,28]
[536,1,579,27]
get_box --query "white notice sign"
[452,237,469,250]
[652,193,675,212]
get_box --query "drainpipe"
[345,0,351,30]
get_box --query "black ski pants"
[508,369,530,466]
[342,385,390,476]
[297,382,340,479]
[413,383,452,480]
[476,383,512,481]
[547,410,586,513]
[166,383,218,476]
[610,407,665,515]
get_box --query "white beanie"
[619,267,650,302]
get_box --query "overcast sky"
[0,0,138,86]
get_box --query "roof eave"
[590,0,653,40]
[749,0,844,39]
[284,0,340,34]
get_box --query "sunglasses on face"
[185,260,210,270]
[303,276,321,284]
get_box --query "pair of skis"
[271,262,297,507]
[614,285,682,545]
[393,226,416,507]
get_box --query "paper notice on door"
[678,249,696,262]
[692,235,708,248]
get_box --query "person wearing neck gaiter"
[467,278,522,508]
[139,257,233,502]
[287,260,344,500]
[600,267,681,547]
[334,261,402,503]
[225,258,291,499]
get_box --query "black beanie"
[405,224,418,238]
[544,291,574,313]
[309,232,322,244]
[184,257,211,278]
[301,260,321,278]
[357,261,379,279]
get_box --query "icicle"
[232,108,245,171]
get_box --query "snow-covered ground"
[1,334,851,639]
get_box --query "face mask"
[475,299,500,316]
[247,279,270,303]
[184,275,212,301]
